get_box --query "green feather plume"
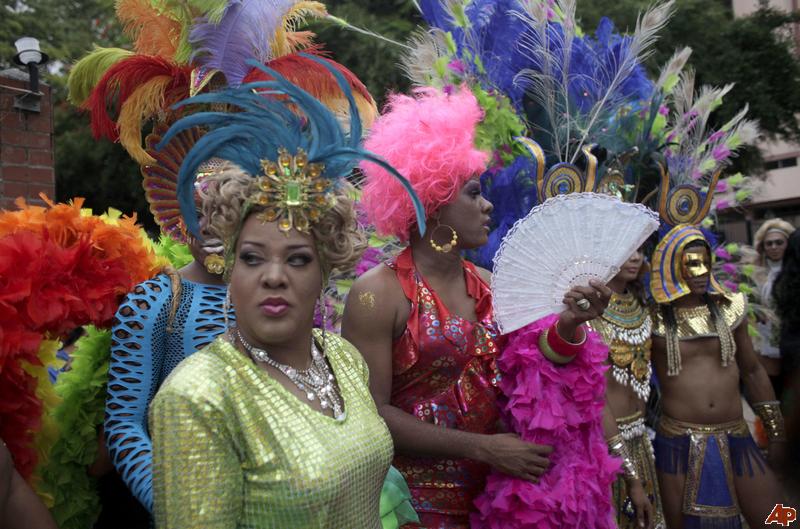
[154,233,194,268]
[67,46,133,106]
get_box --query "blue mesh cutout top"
[105,273,233,512]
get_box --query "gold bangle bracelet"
[607,434,640,483]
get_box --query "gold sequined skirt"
[612,411,665,529]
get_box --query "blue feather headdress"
[158,53,427,239]
[405,0,673,269]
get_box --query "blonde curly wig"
[197,163,367,280]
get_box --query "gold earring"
[429,224,458,253]
[204,253,225,275]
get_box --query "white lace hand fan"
[491,193,660,334]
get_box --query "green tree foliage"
[578,0,800,174]
[311,0,421,105]
[1,0,124,68]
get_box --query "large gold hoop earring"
[429,224,458,253]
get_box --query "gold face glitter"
[681,250,710,279]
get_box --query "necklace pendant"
[332,401,346,421]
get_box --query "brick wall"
[0,68,54,210]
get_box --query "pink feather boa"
[471,315,620,529]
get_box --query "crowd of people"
[1,0,799,528]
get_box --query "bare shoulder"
[350,263,404,301]
[345,263,407,324]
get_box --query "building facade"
[720,0,800,242]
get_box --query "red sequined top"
[387,247,503,528]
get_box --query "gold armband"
[753,400,786,442]
[607,434,639,483]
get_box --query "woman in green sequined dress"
[149,61,426,529]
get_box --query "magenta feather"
[189,0,295,87]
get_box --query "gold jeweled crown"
[251,147,334,233]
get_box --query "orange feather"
[116,0,181,57]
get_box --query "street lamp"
[13,37,49,94]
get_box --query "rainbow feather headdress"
[159,55,426,248]
[639,67,759,303]
[68,0,378,243]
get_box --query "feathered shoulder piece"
[158,54,426,239]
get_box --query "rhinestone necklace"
[236,329,346,421]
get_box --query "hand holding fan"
[491,193,660,334]
[473,194,659,529]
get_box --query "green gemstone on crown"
[285,180,302,206]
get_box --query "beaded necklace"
[591,292,652,402]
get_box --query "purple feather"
[190,0,295,87]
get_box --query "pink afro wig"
[360,86,489,242]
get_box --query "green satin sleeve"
[380,466,419,529]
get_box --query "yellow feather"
[118,76,173,165]
[318,93,378,132]
[24,339,63,506]
[284,30,316,54]
[273,1,327,57]
[354,93,378,130]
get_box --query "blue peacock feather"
[158,52,426,238]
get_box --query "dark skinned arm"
[0,443,58,529]
[603,402,653,529]
[736,320,778,403]
[734,320,785,464]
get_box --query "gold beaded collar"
[652,292,747,376]
[590,292,652,401]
